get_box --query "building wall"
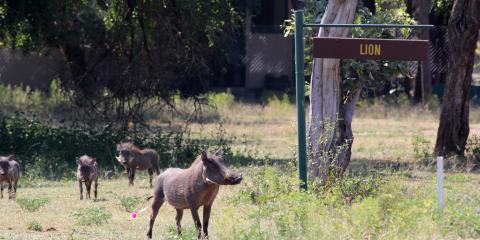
[244,1,294,89]
[0,48,64,90]
[244,31,293,89]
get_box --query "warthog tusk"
[206,177,220,185]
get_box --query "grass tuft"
[16,197,49,212]
[71,207,112,226]
[119,196,142,212]
[27,220,43,232]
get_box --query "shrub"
[326,174,383,204]
[465,134,480,171]
[27,220,43,231]
[466,134,480,158]
[16,197,49,212]
[412,135,432,159]
[71,207,112,226]
[0,115,232,179]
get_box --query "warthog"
[116,142,160,187]
[76,155,99,200]
[0,155,20,200]
[146,150,242,239]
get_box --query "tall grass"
[0,79,71,118]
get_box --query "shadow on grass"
[229,154,292,167]
[93,198,108,202]
[346,158,448,179]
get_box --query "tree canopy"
[0,0,244,122]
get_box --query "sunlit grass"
[1,91,480,239]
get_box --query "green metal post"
[294,10,307,190]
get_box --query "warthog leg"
[203,205,212,238]
[191,208,202,239]
[7,181,13,200]
[148,169,154,188]
[94,180,98,200]
[0,183,3,199]
[128,169,135,186]
[86,181,92,199]
[13,179,17,197]
[78,180,83,200]
[176,209,183,235]
[146,195,164,239]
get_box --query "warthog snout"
[201,151,243,186]
[225,173,242,185]
[0,163,8,175]
[116,155,128,164]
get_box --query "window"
[251,0,289,33]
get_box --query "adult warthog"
[116,142,160,187]
[0,155,20,200]
[146,150,242,240]
[76,155,99,200]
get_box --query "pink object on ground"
[131,212,138,219]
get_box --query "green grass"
[16,197,50,212]
[0,170,478,239]
[71,207,112,226]
[1,93,480,239]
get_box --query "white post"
[437,156,444,211]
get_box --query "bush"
[0,115,232,179]
[465,134,480,172]
[71,207,112,226]
[16,197,49,212]
[412,135,432,159]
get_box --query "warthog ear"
[6,155,14,161]
[200,151,209,163]
[116,144,121,151]
[91,158,97,163]
[76,158,81,165]
[214,149,224,157]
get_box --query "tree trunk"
[434,0,480,157]
[308,0,358,182]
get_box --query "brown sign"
[313,37,428,61]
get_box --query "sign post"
[294,10,307,190]
[293,20,433,191]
